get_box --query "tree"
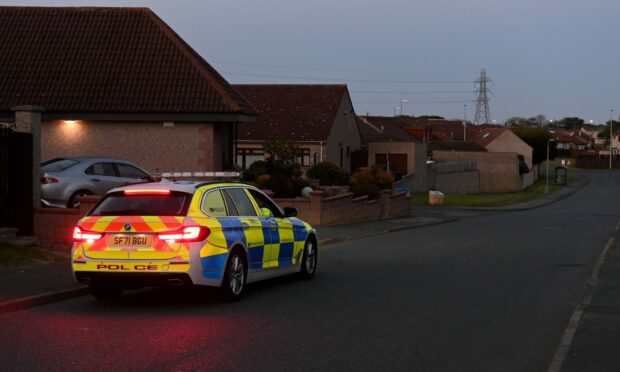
[512,128,556,170]
[505,117,529,128]
[597,121,620,139]
[559,117,585,130]
[242,140,308,197]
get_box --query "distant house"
[0,6,256,173]
[473,128,533,170]
[553,130,591,151]
[356,116,426,177]
[233,84,361,172]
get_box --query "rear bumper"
[75,271,193,289]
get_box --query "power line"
[212,60,468,77]
[222,71,472,84]
[354,100,474,104]
[351,90,471,94]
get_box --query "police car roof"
[109,181,245,195]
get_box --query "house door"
[375,153,407,180]
[351,149,368,172]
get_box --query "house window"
[236,148,265,170]
[296,148,311,166]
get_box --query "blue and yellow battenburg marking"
[198,216,311,279]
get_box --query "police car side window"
[248,189,283,218]
[222,190,239,216]
[226,188,257,216]
[201,190,228,217]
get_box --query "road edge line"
[546,221,619,372]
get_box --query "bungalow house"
[0,6,256,174]
[473,128,533,170]
[233,84,361,173]
[553,130,591,152]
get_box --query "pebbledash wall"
[33,191,411,246]
[41,120,223,173]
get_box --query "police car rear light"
[73,227,103,242]
[157,226,210,243]
[124,189,170,195]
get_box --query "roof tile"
[0,6,254,114]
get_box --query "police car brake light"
[124,189,170,195]
[73,227,103,242]
[157,226,210,243]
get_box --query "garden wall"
[33,191,411,246]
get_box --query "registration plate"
[109,234,152,247]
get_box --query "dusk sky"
[3,0,619,124]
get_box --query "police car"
[71,181,318,300]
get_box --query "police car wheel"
[90,284,122,301]
[298,239,317,279]
[221,249,246,301]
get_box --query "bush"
[306,161,350,186]
[240,141,310,198]
[350,167,394,199]
[243,160,268,183]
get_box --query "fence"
[0,125,34,234]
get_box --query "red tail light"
[157,226,210,243]
[124,189,170,195]
[73,227,103,242]
[41,176,58,184]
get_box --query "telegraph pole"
[610,109,614,170]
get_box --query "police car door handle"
[91,178,101,182]
[241,223,250,230]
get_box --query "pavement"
[0,174,591,316]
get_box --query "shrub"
[243,160,268,183]
[350,167,394,199]
[306,161,350,186]
[240,141,310,198]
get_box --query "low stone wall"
[32,191,411,245]
[33,196,99,246]
[274,190,411,225]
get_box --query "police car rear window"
[90,192,191,216]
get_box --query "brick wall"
[33,196,99,247]
[275,190,411,225]
[32,191,411,246]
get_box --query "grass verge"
[412,178,565,207]
[0,241,66,268]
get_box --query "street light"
[463,104,467,141]
[400,99,408,116]
[610,109,614,170]
[545,138,556,195]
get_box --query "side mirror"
[283,207,298,217]
[260,207,273,218]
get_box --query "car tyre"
[90,284,122,301]
[220,248,247,301]
[297,239,317,279]
[68,190,92,209]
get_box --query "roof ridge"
[144,9,244,113]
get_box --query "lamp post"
[545,138,556,195]
[463,104,467,141]
[610,109,614,170]
[400,99,408,116]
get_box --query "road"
[0,171,618,371]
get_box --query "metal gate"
[0,126,33,235]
